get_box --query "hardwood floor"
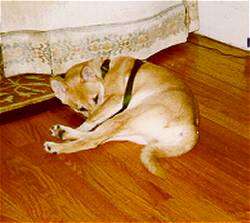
[0,34,249,222]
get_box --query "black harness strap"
[111,59,144,118]
[100,59,111,79]
[121,59,144,110]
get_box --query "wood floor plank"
[1,34,249,221]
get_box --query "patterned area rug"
[0,74,54,114]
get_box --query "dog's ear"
[50,77,67,102]
[81,66,97,81]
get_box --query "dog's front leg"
[50,95,123,139]
[44,116,125,154]
[78,95,123,131]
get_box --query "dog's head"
[50,57,109,117]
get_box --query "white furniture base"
[0,1,199,77]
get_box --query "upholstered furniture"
[0,1,199,113]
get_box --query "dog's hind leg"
[44,135,102,154]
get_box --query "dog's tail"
[140,145,167,178]
[140,125,198,178]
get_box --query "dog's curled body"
[45,56,199,177]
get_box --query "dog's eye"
[79,106,88,112]
[59,73,66,79]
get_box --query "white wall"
[196,1,249,50]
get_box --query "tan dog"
[44,56,199,177]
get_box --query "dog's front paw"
[50,124,66,139]
[44,141,60,154]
